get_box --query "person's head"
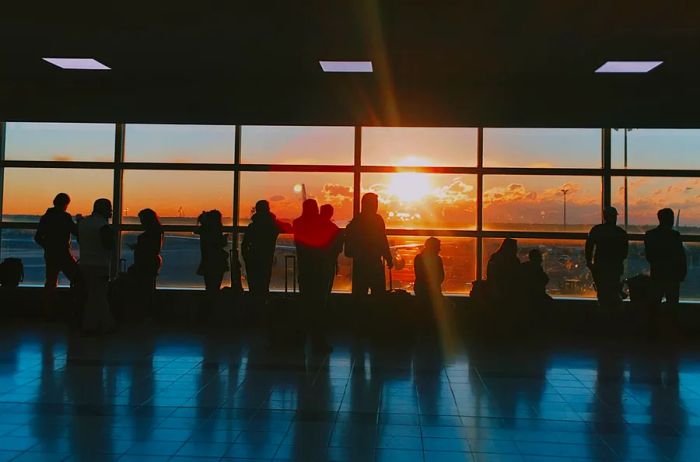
[498,238,518,257]
[361,192,379,214]
[657,208,674,228]
[320,204,334,220]
[528,248,543,265]
[138,208,162,232]
[92,198,112,219]
[424,237,441,254]
[53,193,71,211]
[255,200,270,215]
[302,199,319,217]
[603,206,618,225]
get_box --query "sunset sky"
[3,123,699,228]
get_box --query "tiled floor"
[0,323,699,461]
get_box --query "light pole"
[561,188,569,228]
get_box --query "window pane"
[362,173,476,229]
[122,170,233,226]
[121,231,232,289]
[2,168,113,222]
[483,238,594,298]
[612,129,700,169]
[388,236,476,295]
[238,234,352,293]
[612,177,700,234]
[124,124,235,163]
[241,126,354,165]
[1,228,75,287]
[483,128,600,168]
[362,127,476,167]
[239,172,353,226]
[483,175,601,232]
[4,122,115,162]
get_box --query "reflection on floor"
[0,324,699,462]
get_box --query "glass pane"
[483,175,601,232]
[239,172,353,226]
[0,228,76,287]
[2,168,113,222]
[362,173,477,230]
[122,170,233,226]
[612,177,700,234]
[121,231,232,289]
[4,122,115,162]
[388,236,476,295]
[483,128,601,168]
[124,124,235,163]
[238,234,352,293]
[362,127,476,167]
[483,238,594,298]
[612,129,700,169]
[241,126,354,165]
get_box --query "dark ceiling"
[2,1,700,127]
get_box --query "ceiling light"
[319,61,373,73]
[42,58,111,70]
[595,61,662,73]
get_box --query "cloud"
[51,155,74,161]
[322,183,353,198]
[269,195,285,202]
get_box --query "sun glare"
[387,172,433,203]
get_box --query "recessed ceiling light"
[319,61,373,73]
[595,61,662,73]
[42,58,110,70]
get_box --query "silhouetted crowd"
[6,191,688,343]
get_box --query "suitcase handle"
[285,255,297,294]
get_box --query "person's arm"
[100,225,115,250]
[34,215,47,248]
[678,233,688,281]
[584,231,595,268]
[622,231,629,260]
[644,233,654,265]
[414,255,424,285]
[379,221,393,268]
[438,256,445,285]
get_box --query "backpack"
[0,258,24,288]
[344,220,357,258]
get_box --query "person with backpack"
[126,208,164,318]
[345,193,393,296]
[645,208,687,310]
[195,210,229,314]
[34,193,79,315]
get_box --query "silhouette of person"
[34,193,79,314]
[486,238,521,303]
[414,237,444,305]
[127,208,164,317]
[241,200,289,298]
[520,249,553,308]
[78,198,115,333]
[345,192,393,296]
[319,204,343,297]
[293,199,331,352]
[585,206,628,308]
[644,208,687,309]
[195,210,229,311]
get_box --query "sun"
[387,172,432,203]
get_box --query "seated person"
[520,249,553,308]
[486,238,521,304]
[414,237,445,306]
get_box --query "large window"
[1,124,699,302]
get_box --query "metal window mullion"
[232,125,242,286]
[0,122,5,260]
[111,123,125,277]
[353,126,362,218]
[476,127,484,281]
[602,128,612,211]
